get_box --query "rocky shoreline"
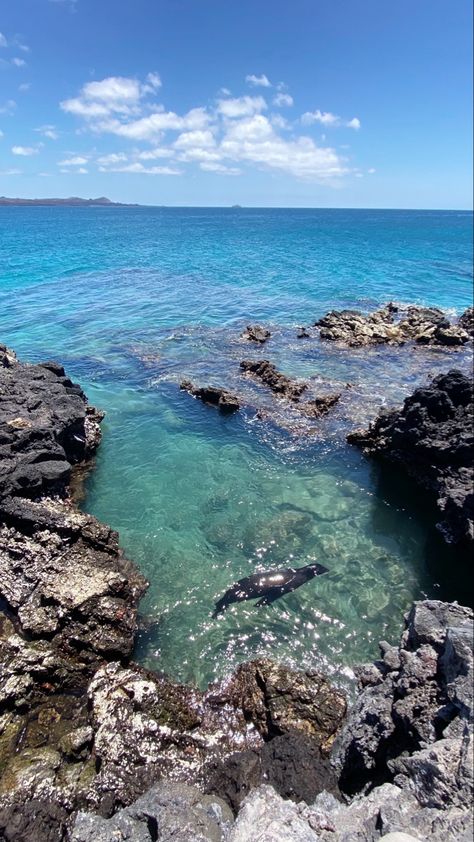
[0,339,473,841]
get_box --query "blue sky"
[0,0,472,207]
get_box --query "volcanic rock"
[240,360,307,402]
[315,304,470,348]
[240,325,271,344]
[347,369,474,546]
[180,381,240,413]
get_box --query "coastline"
[0,304,472,839]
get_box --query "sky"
[0,0,472,208]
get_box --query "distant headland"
[0,196,138,207]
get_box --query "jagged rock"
[204,733,340,813]
[240,360,307,402]
[229,785,326,842]
[241,325,271,344]
[315,304,470,347]
[296,328,310,339]
[347,370,474,546]
[71,782,234,842]
[332,600,473,804]
[300,394,341,418]
[459,306,474,336]
[212,659,346,749]
[180,381,240,413]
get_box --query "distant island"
[0,196,138,207]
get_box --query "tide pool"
[0,206,472,689]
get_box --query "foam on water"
[0,206,472,690]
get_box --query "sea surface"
[0,206,472,692]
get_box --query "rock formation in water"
[180,381,240,413]
[348,369,473,547]
[240,359,341,418]
[240,325,271,344]
[315,304,471,348]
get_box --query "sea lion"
[212,562,329,618]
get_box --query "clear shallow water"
[0,206,472,691]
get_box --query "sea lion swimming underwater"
[212,561,329,618]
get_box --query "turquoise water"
[1,206,472,690]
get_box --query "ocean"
[0,206,472,690]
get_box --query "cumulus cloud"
[96,152,128,165]
[136,147,172,160]
[245,74,271,88]
[60,74,356,182]
[12,145,39,156]
[217,95,267,118]
[12,57,27,67]
[61,74,160,119]
[302,109,361,129]
[0,32,7,47]
[19,83,31,93]
[273,92,293,108]
[58,155,88,166]
[219,114,347,180]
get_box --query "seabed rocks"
[0,343,473,841]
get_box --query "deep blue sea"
[1,206,472,690]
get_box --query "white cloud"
[36,124,59,140]
[217,95,267,118]
[245,74,271,88]
[12,145,39,156]
[219,87,231,96]
[174,129,216,150]
[302,110,338,126]
[0,168,22,175]
[98,106,210,140]
[61,74,161,120]
[12,57,27,67]
[96,152,128,165]
[200,161,241,175]
[136,147,172,160]
[19,83,31,93]
[58,155,88,166]
[144,72,162,91]
[302,109,361,129]
[220,114,348,180]
[0,129,4,138]
[273,92,293,108]
[60,75,356,184]
[368,167,376,174]
[347,117,361,130]
[0,33,7,48]
[18,44,30,53]
[98,161,181,175]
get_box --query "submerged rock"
[347,369,474,546]
[240,359,307,402]
[180,381,240,413]
[315,304,470,348]
[240,325,271,344]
